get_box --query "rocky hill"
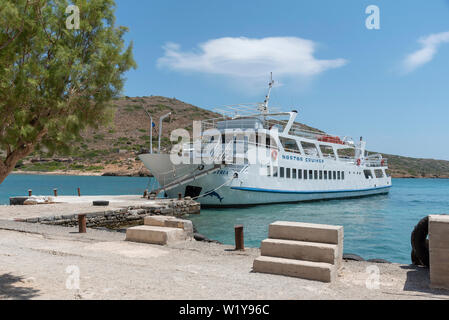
[13,96,449,179]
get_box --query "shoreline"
[10,171,449,179]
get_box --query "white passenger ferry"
[139,78,391,206]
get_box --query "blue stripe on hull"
[230,185,391,194]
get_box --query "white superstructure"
[139,77,391,207]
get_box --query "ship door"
[185,185,202,198]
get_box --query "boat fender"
[198,165,204,171]
[411,216,429,267]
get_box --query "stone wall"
[18,199,200,229]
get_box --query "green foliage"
[0,0,136,182]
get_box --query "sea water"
[1,174,448,264]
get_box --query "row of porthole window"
[267,167,345,180]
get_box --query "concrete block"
[269,221,343,245]
[253,256,335,283]
[125,225,186,245]
[429,215,449,289]
[144,216,193,237]
[261,239,339,265]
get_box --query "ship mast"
[258,72,274,114]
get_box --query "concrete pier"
[1,195,200,228]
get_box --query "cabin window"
[286,168,291,179]
[267,166,271,177]
[298,169,302,179]
[324,171,328,180]
[364,169,373,179]
[273,166,278,177]
[319,145,336,160]
[301,142,320,157]
[328,171,332,180]
[292,169,297,179]
[304,169,308,180]
[280,137,302,154]
[342,171,345,180]
[280,167,285,178]
[309,170,313,180]
[384,169,391,177]
[374,169,384,178]
[337,148,355,160]
[333,171,337,180]
[314,170,318,180]
[337,171,341,180]
[319,171,323,180]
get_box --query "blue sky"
[114,0,449,160]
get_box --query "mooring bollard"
[178,193,182,200]
[28,189,32,197]
[53,188,58,197]
[235,224,244,250]
[77,187,81,197]
[78,214,87,233]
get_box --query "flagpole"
[143,107,154,154]
[150,116,153,154]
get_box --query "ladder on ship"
[149,140,236,197]
[150,164,224,196]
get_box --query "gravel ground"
[0,220,448,300]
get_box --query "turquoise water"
[191,178,449,264]
[0,174,151,204]
[1,175,448,264]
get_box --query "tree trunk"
[0,129,48,185]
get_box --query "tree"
[0,0,136,184]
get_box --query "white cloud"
[403,31,449,72]
[157,37,347,82]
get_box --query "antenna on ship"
[258,72,274,114]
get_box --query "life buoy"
[271,149,278,161]
[356,158,361,166]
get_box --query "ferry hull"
[163,172,391,207]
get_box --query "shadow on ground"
[0,273,40,300]
[402,265,449,297]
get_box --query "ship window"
[301,142,320,157]
[337,171,341,180]
[292,169,297,179]
[385,169,391,177]
[304,169,307,180]
[314,170,318,180]
[337,148,355,159]
[328,171,332,180]
[342,171,345,180]
[280,137,302,154]
[374,169,384,178]
[324,171,328,180]
[267,166,271,177]
[364,169,373,179]
[319,145,336,160]
[333,171,337,180]
[298,169,302,179]
[273,166,278,177]
[319,170,323,180]
[309,170,313,180]
[280,167,285,178]
[286,168,291,179]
